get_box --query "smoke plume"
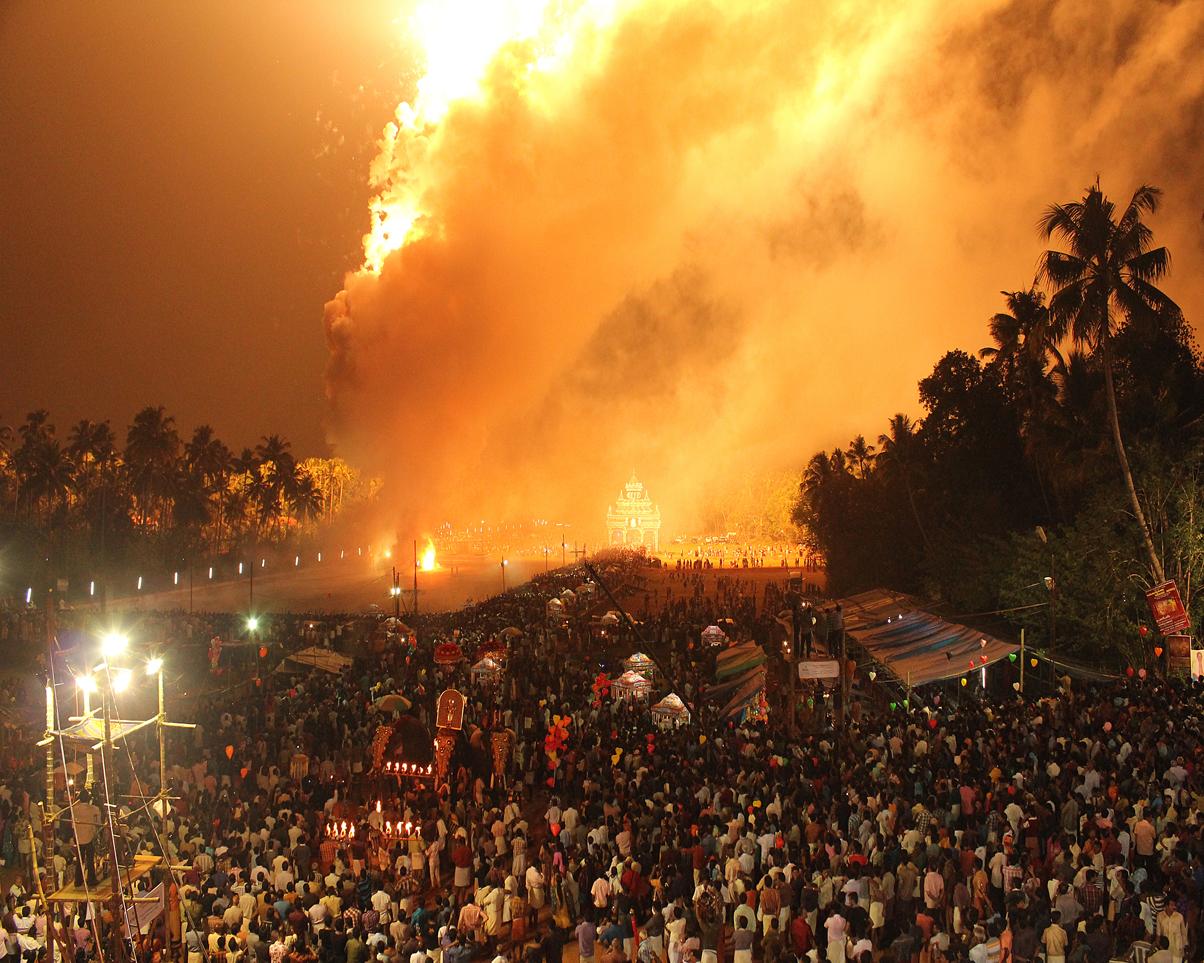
[324,0,1204,538]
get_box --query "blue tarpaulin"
[839,589,1019,686]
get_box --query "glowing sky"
[2,1,1202,536]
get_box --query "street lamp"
[501,559,509,593]
[543,547,550,572]
[101,631,128,658]
[246,615,260,633]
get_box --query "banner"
[1191,649,1204,681]
[124,882,165,934]
[798,659,840,680]
[1146,580,1191,634]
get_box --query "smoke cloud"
[324,0,1204,539]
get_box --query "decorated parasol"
[614,669,652,701]
[651,692,691,729]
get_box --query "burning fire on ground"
[420,539,438,572]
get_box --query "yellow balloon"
[960,677,968,687]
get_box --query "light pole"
[390,568,402,618]
[561,542,567,567]
[543,547,550,572]
[501,559,509,593]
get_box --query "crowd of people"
[1,552,1202,963]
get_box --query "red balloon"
[259,646,268,658]
[225,744,234,760]
[1139,625,1149,637]
[928,718,938,730]
[550,823,561,837]
[1126,667,1135,677]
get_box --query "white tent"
[284,647,353,674]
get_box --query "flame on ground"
[420,540,437,572]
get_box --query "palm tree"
[184,425,231,489]
[125,406,180,532]
[877,413,931,550]
[1039,181,1180,582]
[283,464,323,532]
[22,438,75,521]
[255,434,291,466]
[981,289,1065,515]
[845,435,876,479]
[12,410,55,515]
[67,419,116,491]
[251,435,295,538]
[980,288,1067,386]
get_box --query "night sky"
[0,1,408,454]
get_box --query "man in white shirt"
[592,875,612,910]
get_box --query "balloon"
[550,823,561,837]
[1126,667,1135,677]
[1138,668,1148,679]
[546,777,555,788]
[889,702,897,711]
[960,678,968,687]
[259,646,268,658]
[1012,682,1021,691]
[1103,721,1113,732]
[225,745,234,760]
[928,718,938,730]
[240,766,249,779]
[1008,653,1017,663]
[1139,625,1149,637]
[1154,646,1164,658]
[698,735,707,745]
[1030,658,1038,668]
[868,670,877,681]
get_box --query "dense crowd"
[2,554,1202,963]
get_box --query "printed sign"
[798,659,840,680]
[1146,580,1191,634]
[1166,634,1192,675]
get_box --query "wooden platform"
[47,854,161,902]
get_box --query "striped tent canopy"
[839,589,1019,686]
[714,640,766,680]
[706,641,768,718]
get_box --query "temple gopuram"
[606,474,662,551]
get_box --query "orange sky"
[2,1,1202,537]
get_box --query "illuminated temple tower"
[606,474,662,551]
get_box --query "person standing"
[1042,911,1068,963]
[71,789,102,885]
[1155,899,1187,963]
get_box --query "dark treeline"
[793,182,1204,664]
[0,405,376,599]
